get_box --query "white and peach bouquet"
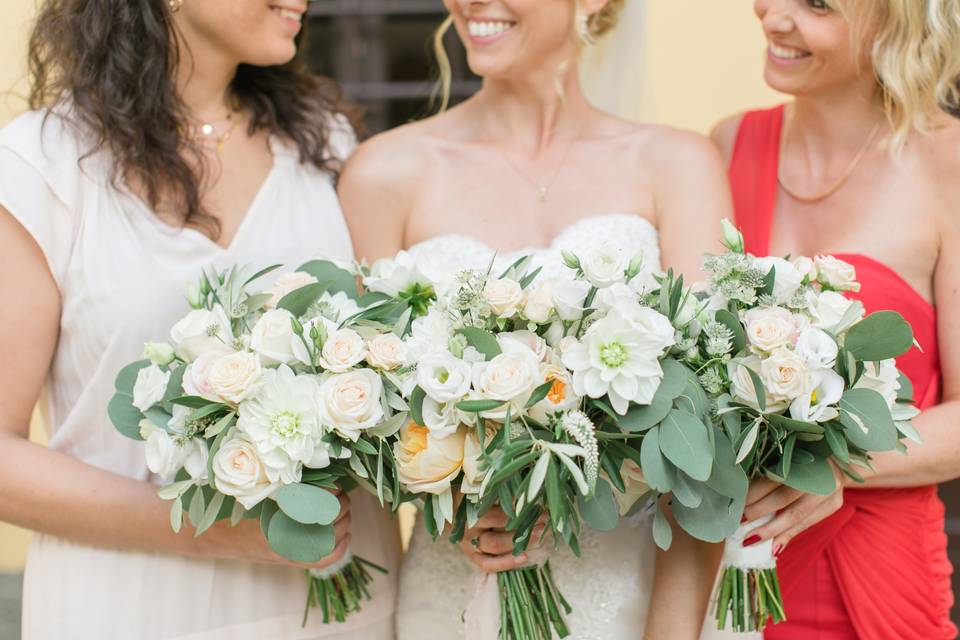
[688,221,919,633]
[383,244,729,640]
[109,259,419,625]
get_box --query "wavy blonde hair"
[838,0,960,151]
[430,0,626,112]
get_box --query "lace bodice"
[397,213,661,640]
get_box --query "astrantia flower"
[562,302,675,415]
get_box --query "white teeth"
[769,44,809,59]
[468,21,515,38]
[273,7,300,20]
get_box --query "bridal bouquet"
[108,260,416,625]
[380,245,732,640]
[686,222,919,633]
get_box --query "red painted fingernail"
[743,535,762,547]
[741,515,749,524]
[774,544,784,558]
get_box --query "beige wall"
[0,1,783,571]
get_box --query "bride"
[340,0,732,637]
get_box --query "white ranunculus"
[484,277,524,318]
[143,342,176,366]
[170,306,234,362]
[528,362,580,423]
[472,342,541,410]
[212,429,280,509]
[133,364,170,412]
[366,333,407,371]
[145,429,189,479]
[417,352,472,404]
[250,309,299,366]
[760,347,810,403]
[499,331,548,362]
[317,327,367,373]
[795,327,839,369]
[743,307,800,353]
[208,351,262,404]
[182,346,234,402]
[790,368,844,423]
[523,287,555,324]
[855,359,901,409]
[318,369,385,441]
[562,302,675,415]
[807,290,863,332]
[395,421,465,495]
[237,365,324,484]
[791,256,817,281]
[753,256,803,304]
[266,271,319,308]
[815,256,860,292]
[612,459,651,516]
[422,397,461,439]
[728,356,770,412]
[549,277,592,322]
[581,242,628,289]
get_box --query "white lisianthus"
[522,287,555,324]
[170,306,233,362]
[422,397,461,439]
[472,341,541,412]
[595,283,638,314]
[318,369,385,441]
[743,307,800,353]
[212,429,280,509]
[791,256,817,281]
[366,333,407,371]
[208,351,262,404]
[728,356,770,412]
[145,429,189,479]
[528,362,580,423]
[182,439,209,483]
[499,331,549,362]
[237,365,324,484]
[815,256,860,292]
[795,328,839,370]
[143,342,176,366]
[543,320,566,347]
[403,309,455,366]
[612,459,650,516]
[266,271,319,308]
[395,421,465,495]
[182,346,234,402]
[548,277,592,322]
[133,364,170,412]
[790,368,844,423]
[807,290,863,332]
[484,277,524,318]
[753,256,803,304]
[364,250,435,297]
[581,242,628,288]
[760,347,810,403]
[317,326,367,373]
[562,303,675,415]
[855,360,902,410]
[417,352,472,404]
[250,309,299,366]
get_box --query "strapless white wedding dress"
[396,214,662,640]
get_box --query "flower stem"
[301,555,388,627]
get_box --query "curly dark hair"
[27,0,360,239]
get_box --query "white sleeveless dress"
[395,214,661,640]
[0,109,400,640]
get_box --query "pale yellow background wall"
[0,1,782,571]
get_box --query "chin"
[245,42,299,67]
[763,68,809,97]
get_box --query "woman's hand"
[195,491,353,571]
[741,468,844,554]
[458,506,548,573]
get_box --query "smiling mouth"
[467,19,517,39]
[269,5,304,21]
[769,43,812,60]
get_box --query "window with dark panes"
[304,0,481,134]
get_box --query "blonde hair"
[841,0,960,151]
[430,0,626,113]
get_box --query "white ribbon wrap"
[722,516,777,571]
[309,548,354,580]
[463,547,552,640]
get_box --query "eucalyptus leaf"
[839,388,899,452]
[672,471,703,509]
[578,479,619,531]
[114,360,151,393]
[652,501,673,550]
[277,283,328,318]
[844,311,914,361]
[706,431,749,500]
[267,512,336,563]
[619,394,673,433]
[658,409,713,482]
[672,483,742,543]
[824,424,850,463]
[298,259,360,300]
[641,427,676,493]
[108,392,144,441]
[767,414,825,435]
[781,457,837,496]
[658,359,691,401]
[457,327,502,361]
[275,484,341,526]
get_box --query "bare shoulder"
[339,119,432,199]
[709,112,746,166]
[636,124,728,184]
[922,118,960,230]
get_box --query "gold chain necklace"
[488,131,577,204]
[181,111,238,155]
[777,116,882,204]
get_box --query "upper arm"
[935,178,960,402]
[337,129,423,263]
[709,113,744,168]
[652,130,734,281]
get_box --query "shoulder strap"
[729,105,785,256]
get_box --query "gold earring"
[168,0,183,13]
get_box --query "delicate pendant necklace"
[778,115,883,204]
[182,111,238,155]
[491,134,576,204]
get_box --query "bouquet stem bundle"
[497,563,571,640]
[305,554,388,625]
[713,565,785,633]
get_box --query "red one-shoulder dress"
[729,105,955,639]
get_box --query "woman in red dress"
[711,0,960,638]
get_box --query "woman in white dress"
[339,1,731,637]
[0,1,399,638]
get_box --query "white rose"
[182,346,234,401]
[613,460,651,516]
[267,271,319,308]
[143,342,176,366]
[523,287,555,324]
[395,421,465,495]
[790,368,844,423]
[317,327,367,373]
[790,256,817,281]
[484,278,524,317]
[815,256,860,292]
[753,256,803,304]
[170,306,233,362]
[208,351,262,404]
[743,307,799,353]
[417,352,472,404]
[807,291,863,332]
[145,429,189,479]
[528,363,580,423]
[728,355,792,412]
[794,328,839,369]
[212,429,280,509]
[499,331,548,362]
[133,364,170,412]
[250,309,298,366]
[422,397,462,439]
[319,369,385,441]
[366,333,407,371]
[581,242,628,288]
[761,347,810,403]
[549,277,592,322]
[472,342,540,406]
[855,359,901,409]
